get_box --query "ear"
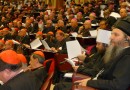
[35,58,39,63]
[127,36,130,40]
[125,36,130,41]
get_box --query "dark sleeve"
[33,67,48,83]
[107,16,117,28]
[57,38,71,54]
[23,36,30,45]
[77,59,101,77]
[0,85,11,90]
[77,65,99,77]
[58,43,67,54]
[87,55,130,90]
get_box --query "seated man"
[78,20,94,37]
[51,30,71,54]
[75,20,130,90]
[4,40,14,50]
[17,54,27,69]
[53,30,110,90]
[44,31,56,48]
[97,19,109,30]
[27,51,45,71]
[0,50,47,90]
[74,42,108,77]
[35,31,43,40]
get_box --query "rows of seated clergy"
[53,20,130,90]
[0,0,130,90]
[0,0,127,56]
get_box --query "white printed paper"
[41,40,51,50]
[12,40,20,45]
[96,29,111,44]
[89,30,97,37]
[64,73,73,78]
[110,12,121,19]
[65,58,76,67]
[66,40,82,59]
[71,32,78,37]
[30,38,42,49]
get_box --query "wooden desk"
[72,73,90,82]
[30,49,55,60]
[44,51,55,60]
[54,54,73,72]
[72,85,97,90]
[70,36,96,47]
[72,73,97,90]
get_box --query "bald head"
[84,20,91,29]
[71,18,78,28]
[120,2,127,8]
[46,20,52,27]
[58,20,64,27]
[120,8,127,18]
[5,40,14,50]
[18,28,27,37]
[77,12,83,20]
[103,9,111,18]
[89,12,96,20]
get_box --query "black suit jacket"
[54,37,72,54]
[87,47,130,90]
[43,26,55,34]
[77,52,105,77]
[0,68,47,90]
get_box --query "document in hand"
[71,32,78,37]
[96,29,111,45]
[30,38,42,49]
[64,72,73,78]
[12,40,20,45]
[110,12,121,19]
[65,58,76,67]
[89,30,97,37]
[41,40,51,50]
[66,40,82,59]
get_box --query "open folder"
[30,38,42,49]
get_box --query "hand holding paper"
[30,38,42,49]
[41,40,51,50]
[65,58,76,67]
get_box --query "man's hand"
[74,78,91,86]
[77,54,86,62]
[73,66,79,72]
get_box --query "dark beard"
[103,44,124,64]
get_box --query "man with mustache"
[75,20,130,90]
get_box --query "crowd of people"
[0,0,130,90]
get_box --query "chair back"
[41,58,55,90]
[54,54,73,72]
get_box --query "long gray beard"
[103,45,124,64]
